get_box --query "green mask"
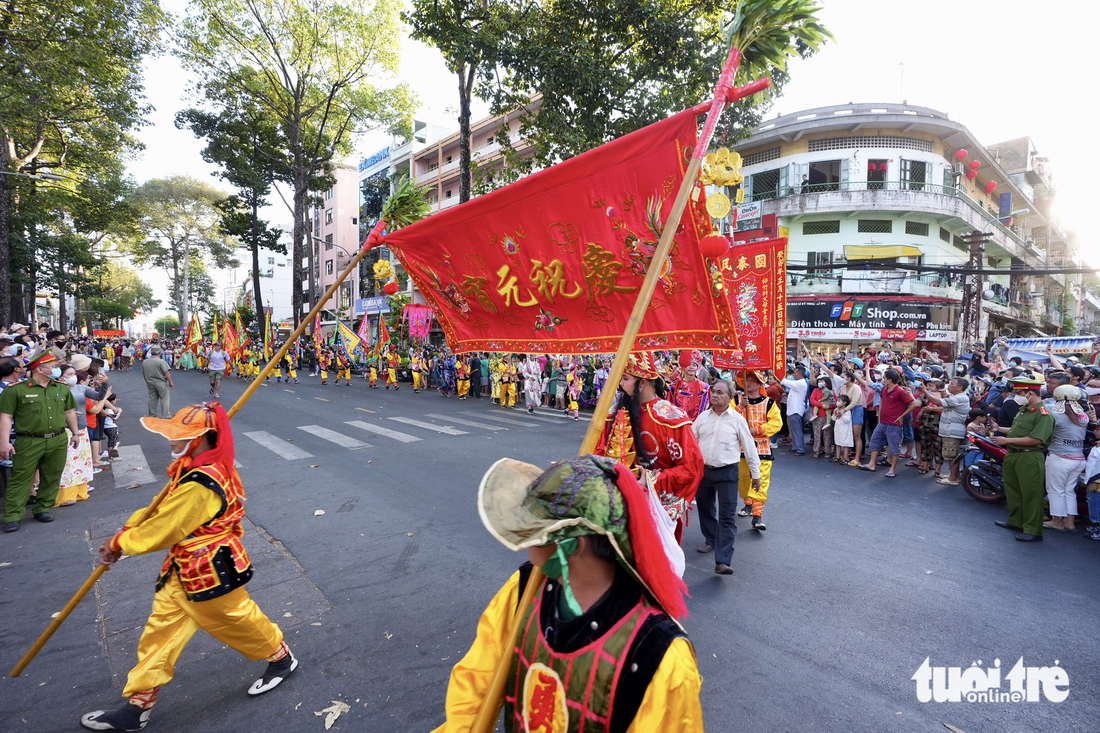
[540,537,583,617]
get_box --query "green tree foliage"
[128,175,237,328]
[177,82,289,320]
[154,315,181,338]
[456,0,832,190]
[168,257,219,323]
[176,0,416,327]
[87,261,159,327]
[0,0,163,324]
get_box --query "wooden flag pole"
[9,221,389,678]
[471,46,771,733]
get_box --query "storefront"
[787,296,959,360]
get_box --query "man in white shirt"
[208,342,228,399]
[781,365,810,455]
[692,380,760,576]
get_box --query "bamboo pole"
[471,46,771,733]
[10,221,389,678]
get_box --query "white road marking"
[344,420,421,443]
[388,417,468,435]
[297,425,371,450]
[110,445,156,485]
[425,413,506,431]
[243,431,315,460]
[461,411,542,427]
[512,410,569,423]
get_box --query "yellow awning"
[844,245,923,260]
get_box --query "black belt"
[704,463,738,471]
[16,431,65,439]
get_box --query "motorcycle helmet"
[929,365,945,379]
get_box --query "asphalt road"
[1,367,1097,733]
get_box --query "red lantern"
[966,170,977,180]
[678,350,694,370]
[955,149,968,160]
[985,181,997,194]
[969,160,980,170]
[700,234,730,259]
[382,281,399,296]
[878,163,887,171]
[868,162,876,170]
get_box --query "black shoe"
[995,520,1023,532]
[696,543,714,553]
[752,516,767,532]
[247,649,298,696]
[4,521,19,533]
[34,512,53,523]
[714,563,734,575]
[1015,533,1043,543]
[80,704,151,731]
[737,503,752,517]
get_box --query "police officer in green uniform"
[0,348,80,533]
[991,374,1054,542]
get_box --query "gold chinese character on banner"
[754,253,767,269]
[529,259,583,303]
[736,255,750,272]
[582,242,638,299]
[495,264,538,308]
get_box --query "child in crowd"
[965,408,989,437]
[833,394,854,463]
[103,394,122,458]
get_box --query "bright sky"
[128,0,1097,320]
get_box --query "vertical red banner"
[712,237,788,372]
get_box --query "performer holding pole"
[80,403,296,731]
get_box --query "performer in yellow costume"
[456,358,470,399]
[434,455,702,732]
[368,357,379,388]
[490,356,502,403]
[81,403,297,732]
[411,349,424,392]
[337,353,352,386]
[733,370,783,531]
[386,346,401,390]
[499,355,517,409]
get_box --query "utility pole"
[959,230,995,353]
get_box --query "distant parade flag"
[235,310,250,350]
[223,315,238,357]
[382,108,738,355]
[211,311,219,346]
[313,314,323,354]
[185,315,202,352]
[263,307,274,359]
[336,318,362,362]
[376,316,391,356]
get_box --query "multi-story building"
[730,102,1076,359]
[218,226,295,323]
[308,163,361,323]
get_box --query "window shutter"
[840,158,849,186]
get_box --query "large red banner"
[712,237,788,372]
[384,109,737,355]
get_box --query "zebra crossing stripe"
[111,445,156,486]
[508,410,567,424]
[297,425,372,450]
[345,420,422,443]
[425,413,506,430]
[243,431,315,460]
[461,411,542,427]
[388,417,468,435]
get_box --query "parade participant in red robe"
[671,365,710,421]
[596,352,704,543]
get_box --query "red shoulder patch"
[1038,406,1049,415]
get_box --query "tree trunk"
[292,169,308,329]
[180,235,191,329]
[251,195,265,320]
[58,266,67,331]
[458,64,476,203]
[25,257,36,328]
[0,154,10,326]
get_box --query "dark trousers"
[788,412,806,454]
[470,374,481,398]
[695,464,739,565]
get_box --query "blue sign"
[359,147,390,171]
[999,192,1012,218]
[356,297,391,314]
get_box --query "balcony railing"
[749,180,1032,254]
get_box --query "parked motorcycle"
[959,432,1006,503]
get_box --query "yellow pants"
[413,372,422,390]
[339,368,351,382]
[738,458,772,516]
[457,379,470,398]
[287,369,297,380]
[273,368,281,379]
[370,368,378,386]
[387,371,398,387]
[123,574,283,698]
[502,383,516,407]
[320,369,328,381]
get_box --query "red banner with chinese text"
[712,237,788,372]
[384,109,737,355]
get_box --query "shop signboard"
[787,297,959,333]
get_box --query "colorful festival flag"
[376,316,391,356]
[211,311,219,346]
[313,313,323,354]
[185,315,202,352]
[355,312,371,345]
[711,237,788,372]
[263,308,273,359]
[402,304,434,343]
[223,315,238,357]
[235,310,250,351]
[382,109,737,355]
[336,318,362,361]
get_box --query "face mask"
[62,375,77,386]
[817,382,825,388]
[48,367,61,380]
[170,447,190,459]
[1013,394,1030,405]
